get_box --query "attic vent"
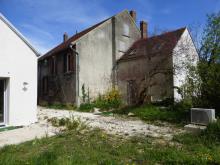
[191,108,216,125]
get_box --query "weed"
[113,104,189,125]
[47,116,87,131]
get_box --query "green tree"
[199,12,220,113]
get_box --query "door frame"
[0,78,8,126]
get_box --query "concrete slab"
[184,124,206,133]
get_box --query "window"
[64,53,74,73]
[42,76,48,94]
[49,56,56,75]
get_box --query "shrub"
[78,88,122,112]
[94,88,122,110]
[201,119,220,143]
[79,103,94,112]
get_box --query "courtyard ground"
[0,107,184,147]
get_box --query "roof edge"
[0,13,40,57]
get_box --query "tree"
[198,12,220,113]
[136,28,199,105]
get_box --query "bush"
[79,103,94,112]
[201,119,220,143]
[94,88,122,110]
[79,88,122,112]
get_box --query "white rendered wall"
[0,18,37,126]
[172,28,199,101]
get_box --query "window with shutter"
[64,53,74,73]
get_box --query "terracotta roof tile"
[118,27,186,62]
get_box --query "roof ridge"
[147,27,186,40]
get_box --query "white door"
[0,79,5,125]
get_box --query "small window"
[42,76,48,94]
[64,53,74,73]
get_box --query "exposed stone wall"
[117,53,173,105]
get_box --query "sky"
[0,0,220,55]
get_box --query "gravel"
[0,107,184,148]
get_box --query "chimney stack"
[129,10,137,23]
[63,32,68,42]
[140,21,148,39]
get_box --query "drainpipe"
[69,44,80,107]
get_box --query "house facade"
[117,28,199,105]
[38,10,142,106]
[0,13,39,126]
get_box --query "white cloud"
[21,24,54,39]
[20,0,110,27]
[16,0,111,54]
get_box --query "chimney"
[140,21,148,38]
[63,32,68,42]
[129,10,137,23]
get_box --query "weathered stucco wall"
[76,19,113,99]
[0,16,38,126]
[38,10,141,105]
[172,28,199,100]
[76,10,140,101]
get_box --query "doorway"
[127,80,137,105]
[0,79,5,125]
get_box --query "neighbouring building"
[117,27,199,105]
[0,13,39,126]
[38,10,142,106]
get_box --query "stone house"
[0,13,39,126]
[117,27,199,105]
[38,10,144,106]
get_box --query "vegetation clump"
[79,88,122,112]
[48,116,87,131]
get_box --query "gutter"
[69,44,80,107]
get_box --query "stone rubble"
[0,107,184,148]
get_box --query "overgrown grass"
[0,125,220,164]
[113,104,189,125]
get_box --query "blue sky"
[0,0,220,54]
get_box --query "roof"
[0,13,40,56]
[39,17,111,60]
[118,27,186,63]
[39,9,139,61]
